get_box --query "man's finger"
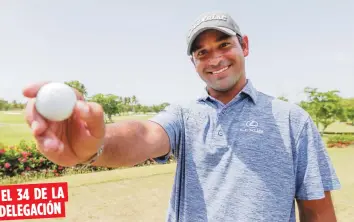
[35,130,64,154]
[22,81,50,98]
[23,81,85,101]
[71,88,85,101]
[75,101,105,139]
[24,98,48,136]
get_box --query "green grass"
[0,110,26,124]
[323,121,354,133]
[0,111,34,145]
[0,112,154,146]
[326,147,354,221]
[0,123,35,146]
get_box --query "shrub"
[327,135,354,148]
[0,140,68,178]
[0,140,175,179]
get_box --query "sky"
[0,0,353,106]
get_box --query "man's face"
[191,29,249,92]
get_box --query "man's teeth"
[212,66,229,74]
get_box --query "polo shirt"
[149,79,341,222]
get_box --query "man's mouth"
[208,65,231,75]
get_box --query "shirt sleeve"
[295,116,341,200]
[148,104,184,164]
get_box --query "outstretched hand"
[23,82,106,167]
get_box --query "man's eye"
[197,50,207,57]
[220,42,230,48]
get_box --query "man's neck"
[207,76,247,105]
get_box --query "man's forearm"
[299,210,337,222]
[297,192,337,222]
[90,120,158,168]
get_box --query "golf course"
[1,110,354,221]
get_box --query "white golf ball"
[35,82,77,122]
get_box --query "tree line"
[65,80,171,123]
[0,80,170,123]
[0,99,25,110]
[1,81,353,129]
[278,87,354,134]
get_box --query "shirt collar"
[197,79,258,104]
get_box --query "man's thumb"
[76,101,105,139]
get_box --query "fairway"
[0,110,26,124]
[2,148,352,222]
[0,111,154,146]
[0,123,34,145]
[0,111,34,145]
[321,121,354,134]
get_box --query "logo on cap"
[187,14,228,38]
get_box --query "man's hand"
[23,81,106,167]
[297,191,337,222]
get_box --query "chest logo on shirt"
[240,120,264,134]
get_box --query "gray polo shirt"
[149,80,341,222]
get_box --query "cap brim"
[187,26,236,56]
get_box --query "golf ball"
[35,82,77,122]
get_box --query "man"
[23,11,340,222]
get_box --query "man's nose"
[208,55,222,66]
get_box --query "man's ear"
[242,35,249,57]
